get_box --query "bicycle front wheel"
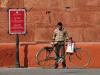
[36,47,56,68]
[68,48,91,69]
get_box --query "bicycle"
[35,42,91,69]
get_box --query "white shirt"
[53,28,68,42]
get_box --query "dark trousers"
[55,43,66,68]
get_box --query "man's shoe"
[62,62,66,68]
[54,63,58,69]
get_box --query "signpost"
[9,9,26,68]
[9,9,26,34]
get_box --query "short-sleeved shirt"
[53,28,68,42]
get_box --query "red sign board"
[9,9,26,34]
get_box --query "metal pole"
[16,34,20,68]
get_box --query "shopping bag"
[66,42,75,53]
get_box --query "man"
[52,22,69,69]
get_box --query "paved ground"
[0,68,100,75]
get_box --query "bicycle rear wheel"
[36,47,56,68]
[68,48,90,69]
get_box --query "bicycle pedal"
[58,58,63,62]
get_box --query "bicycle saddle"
[44,46,53,50]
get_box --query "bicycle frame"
[36,42,90,69]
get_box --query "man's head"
[57,22,63,30]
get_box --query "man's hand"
[65,42,68,46]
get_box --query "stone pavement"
[0,67,100,75]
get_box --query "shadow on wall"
[0,42,100,68]
[24,45,28,67]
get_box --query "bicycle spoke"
[67,49,90,69]
[36,47,56,68]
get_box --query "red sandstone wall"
[0,0,100,42]
[0,0,100,68]
[0,44,16,67]
[0,43,100,68]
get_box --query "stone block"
[83,27,100,42]
[34,28,54,41]
[0,12,8,23]
[27,11,43,23]
[65,27,84,42]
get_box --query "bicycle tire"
[36,47,56,69]
[66,48,91,69]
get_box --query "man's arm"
[64,31,69,42]
[52,31,56,41]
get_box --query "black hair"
[57,22,63,26]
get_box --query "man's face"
[58,25,62,30]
